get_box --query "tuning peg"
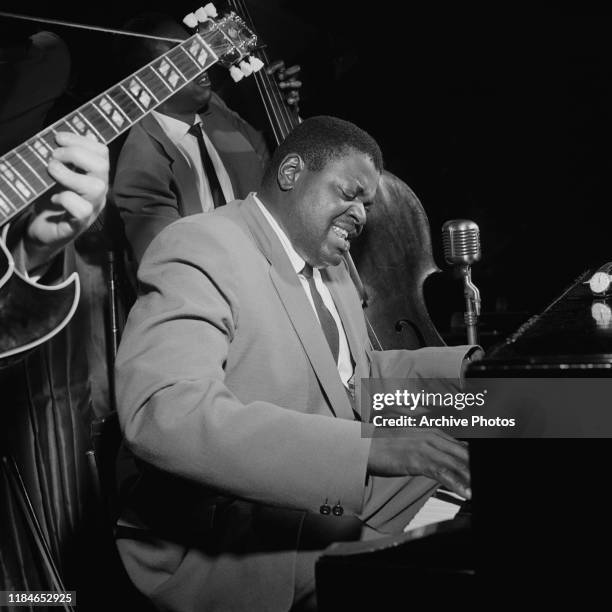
[194,7,209,23]
[248,56,265,72]
[239,61,253,77]
[182,12,198,28]
[203,3,218,18]
[229,65,245,82]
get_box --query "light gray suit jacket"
[115,195,472,610]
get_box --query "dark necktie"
[188,123,227,209]
[301,264,340,364]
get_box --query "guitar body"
[0,237,79,363]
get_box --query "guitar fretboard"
[0,32,218,226]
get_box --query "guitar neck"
[0,31,220,227]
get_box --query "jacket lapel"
[238,197,355,420]
[141,114,203,218]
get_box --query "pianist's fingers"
[367,429,471,499]
[426,446,471,499]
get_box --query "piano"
[468,269,612,376]
[316,269,612,607]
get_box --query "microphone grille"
[442,219,481,265]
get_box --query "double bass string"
[226,0,281,141]
[231,0,293,141]
[252,65,287,144]
[229,0,296,143]
[236,0,296,136]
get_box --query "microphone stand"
[459,264,481,345]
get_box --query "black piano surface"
[317,270,612,606]
[468,269,612,375]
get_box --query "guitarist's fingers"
[51,142,109,180]
[47,159,107,216]
[54,131,107,158]
[49,189,102,229]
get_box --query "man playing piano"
[115,116,476,611]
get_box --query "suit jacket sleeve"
[369,345,476,382]
[115,217,371,515]
[113,125,181,263]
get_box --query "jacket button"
[319,504,331,515]
[332,504,344,516]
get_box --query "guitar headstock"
[183,4,263,82]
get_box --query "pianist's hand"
[367,428,471,499]
[23,131,108,273]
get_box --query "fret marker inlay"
[139,91,152,107]
[0,194,13,215]
[128,80,142,97]
[158,60,170,76]
[99,97,113,114]
[111,110,125,128]
[71,116,87,133]
[0,163,31,199]
[33,141,51,158]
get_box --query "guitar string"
[0,11,184,44]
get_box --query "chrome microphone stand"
[458,263,481,345]
[442,219,482,345]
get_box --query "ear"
[277,154,304,191]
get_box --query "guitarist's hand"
[265,60,301,112]
[23,132,109,274]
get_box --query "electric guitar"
[0,4,260,362]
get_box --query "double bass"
[227,0,445,350]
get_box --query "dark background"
[2,1,611,337]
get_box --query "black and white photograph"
[1,2,611,609]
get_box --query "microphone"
[442,220,481,345]
[442,219,481,266]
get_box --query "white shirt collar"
[253,194,305,275]
[151,110,200,142]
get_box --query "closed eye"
[340,188,357,201]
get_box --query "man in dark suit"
[113,13,300,263]
[115,116,474,611]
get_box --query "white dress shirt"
[151,110,235,212]
[253,195,354,389]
